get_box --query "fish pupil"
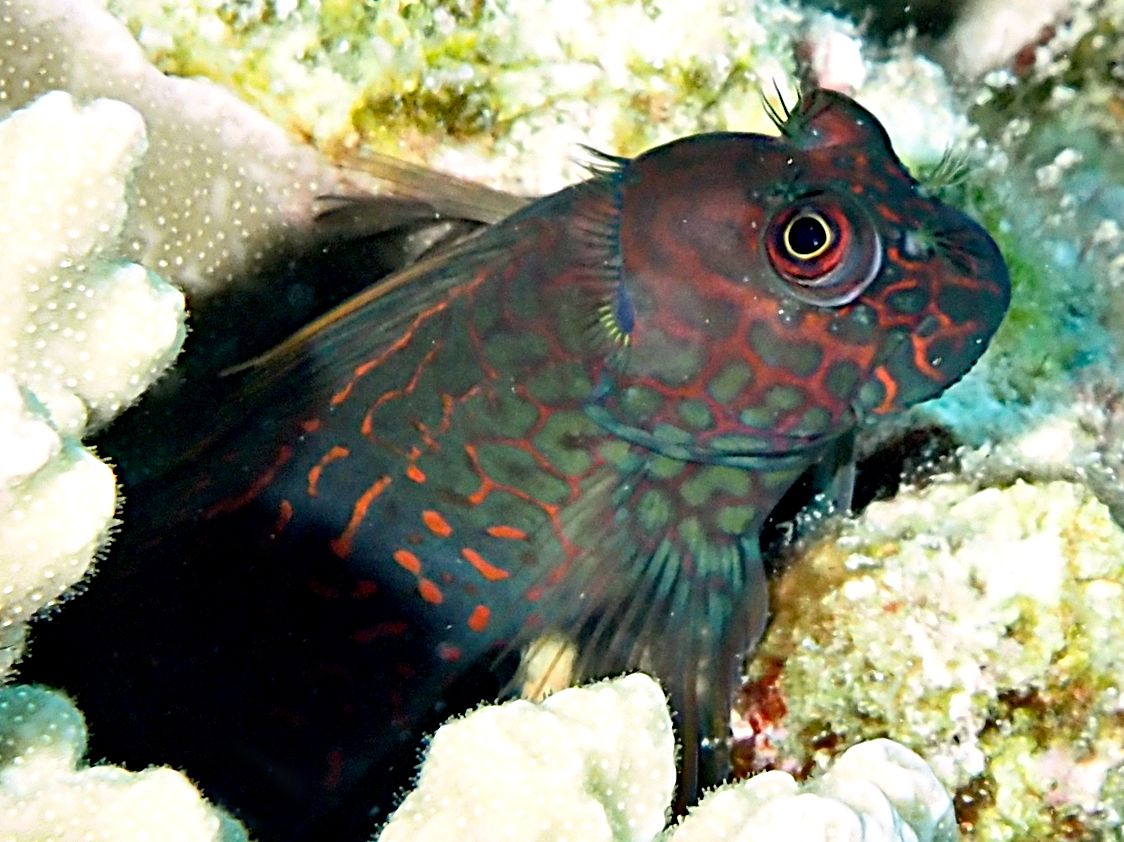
[786,213,829,258]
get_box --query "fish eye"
[783,211,832,259]
[763,194,882,307]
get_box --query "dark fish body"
[22,90,1009,841]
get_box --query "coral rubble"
[746,479,1124,839]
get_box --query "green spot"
[824,360,862,401]
[471,388,540,439]
[425,444,492,498]
[526,362,594,404]
[831,303,877,345]
[708,434,775,453]
[738,384,808,429]
[750,322,823,377]
[857,377,888,411]
[619,385,663,423]
[484,330,549,373]
[887,287,928,316]
[636,489,671,532]
[717,504,758,535]
[651,423,693,446]
[633,328,705,386]
[470,289,503,336]
[471,490,549,538]
[677,515,705,550]
[677,399,714,430]
[475,442,570,506]
[533,409,599,476]
[679,465,751,508]
[759,465,804,490]
[648,454,687,480]
[598,438,634,468]
[791,406,833,436]
[766,384,807,411]
[707,363,753,404]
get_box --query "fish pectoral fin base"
[509,464,771,808]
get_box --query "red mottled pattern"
[21,89,1009,842]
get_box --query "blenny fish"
[23,89,1009,841]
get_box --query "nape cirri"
[24,88,1010,842]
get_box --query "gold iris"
[783,211,832,260]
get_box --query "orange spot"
[486,524,527,541]
[418,578,444,604]
[352,580,378,598]
[274,499,294,533]
[307,445,349,497]
[300,418,321,433]
[438,643,462,662]
[393,548,421,575]
[467,604,491,633]
[406,464,426,483]
[329,475,391,558]
[461,547,510,581]
[422,510,453,538]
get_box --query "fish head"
[594,88,1010,462]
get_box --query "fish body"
[23,89,1010,841]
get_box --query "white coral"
[668,740,955,842]
[0,90,185,436]
[0,684,246,842]
[379,674,677,842]
[377,675,955,842]
[0,91,187,683]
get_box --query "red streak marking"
[406,464,426,483]
[274,499,294,533]
[524,586,544,602]
[418,578,444,604]
[351,621,408,644]
[462,547,510,581]
[422,510,453,537]
[352,580,378,598]
[329,475,392,558]
[462,443,582,561]
[307,445,349,497]
[393,548,422,575]
[361,341,442,436]
[329,270,488,407]
[300,418,321,433]
[324,749,345,791]
[205,445,294,517]
[467,604,491,632]
[486,524,527,540]
[308,580,340,599]
[910,333,946,380]
[871,367,898,415]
